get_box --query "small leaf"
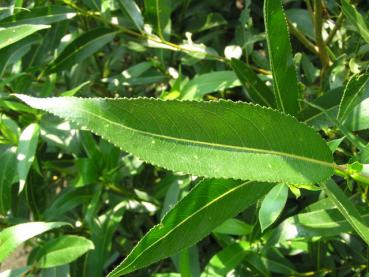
[264,0,299,115]
[338,74,369,120]
[0,222,68,262]
[33,235,94,268]
[201,242,250,277]
[230,58,275,107]
[341,0,369,43]
[117,0,144,32]
[259,183,288,232]
[322,179,369,245]
[0,24,50,50]
[17,123,40,193]
[15,95,334,185]
[0,145,18,215]
[181,71,240,100]
[45,28,117,74]
[107,179,274,276]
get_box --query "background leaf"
[264,0,299,115]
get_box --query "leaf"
[17,123,40,193]
[285,9,315,41]
[264,0,299,115]
[0,5,76,26]
[322,180,369,245]
[259,183,288,232]
[107,179,274,276]
[45,28,117,74]
[144,0,171,39]
[0,145,18,215]
[15,95,334,185]
[341,0,369,43]
[33,235,94,268]
[338,74,369,120]
[230,59,275,107]
[181,71,241,100]
[0,24,50,50]
[201,242,250,277]
[0,222,68,262]
[213,218,252,236]
[117,0,144,32]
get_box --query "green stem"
[287,19,320,56]
[313,0,331,68]
[325,13,344,45]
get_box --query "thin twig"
[287,19,320,56]
[325,13,344,45]
[313,0,331,68]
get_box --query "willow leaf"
[108,179,274,276]
[15,95,334,184]
[264,0,299,115]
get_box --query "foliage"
[1,0,369,276]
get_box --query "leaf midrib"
[71,105,333,169]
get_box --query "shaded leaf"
[107,179,274,276]
[230,59,275,107]
[264,0,299,115]
[341,0,369,43]
[117,0,144,32]
[15,95,334,184]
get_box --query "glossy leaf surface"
[15,95,334,184]
[0,222,68,262]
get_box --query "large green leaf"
[181,71,241,100]
[341,0,369,43]
[322,180,369,245]
[45,28,117,74]
[107,179,274,276]
[264,0,299,115]
[229,59,275,107]
[32,235,94,268]
[0,24,50,50]
[17,123,40,193]
[15,95,334,184]
[0,145,18,215]
[0,222,68,262]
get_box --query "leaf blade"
[14,95,334,185]
[107,179,274,276]
[264,0,299,115]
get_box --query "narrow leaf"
[17,123,40,193]
[338,74,369,120]
[259,183,288,232]
[0,24,49,50]
[15,95,334,185]
[33,235,94,268]
[45,28,117,74]
[322,179,369,245]
[341,0,369,43]
[0,222,68,262]
[181,71,240,100]
[0,5,76,26]
[117,0,144,32]
[144,0,171,39]
[107,179,274,276]
[264,0,299,115]
[230,58,275,107]
[0,146,18,215]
